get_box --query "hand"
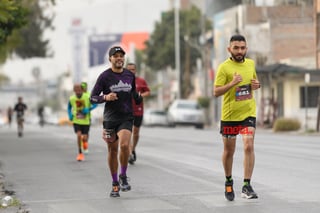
[251,79,260,90]
[90,104,98,111]
[82,108,89,114]
[133,91,143,104]
[232,72,242,86]
[105,92,118,101]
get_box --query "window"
[300,86,320,108]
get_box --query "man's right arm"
[214,72,242,97]
[90,74,106,104]
[214,83,235,97]
[67,101,73,121]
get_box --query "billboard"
[88,32,149,67]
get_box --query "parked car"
[167,99,205,129]
[0,116,6,127]
[143,109,168,127]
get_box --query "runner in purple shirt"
[90,46,142,198]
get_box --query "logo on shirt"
[110,80,132,92]
[235,84,252,101]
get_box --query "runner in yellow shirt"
[214,34,261,201]
[68,83,95,161]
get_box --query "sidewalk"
[0,126,29,213]
[0,170,29,212]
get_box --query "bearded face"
[110,52,125,70]
[228,41,247,62]
[231,52,246,62]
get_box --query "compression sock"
[243,179,251,186]
[226,176,233,182]
[112,173,118,182]
[120,166,127,176]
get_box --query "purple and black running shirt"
[90,68,138,125]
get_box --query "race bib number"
[235,84,252,101]
[76,112,85,119]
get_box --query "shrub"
[197,96,210,108]
[273,117,301,132]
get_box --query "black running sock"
[243,179,250,186]
[226,176,232,182]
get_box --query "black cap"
[108,46,125,57]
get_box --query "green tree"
[0,0,55,64]
[144,6,212,98]
[14,0,55,58]
[0,0,27,45]
[0,0,28,63]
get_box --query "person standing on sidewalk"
[68,83,95,161]
[90,46,142,197]
[126,63,150,165]
[213,34,261,201]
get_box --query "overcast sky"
[2,0,277,84]
[2,0,170,83]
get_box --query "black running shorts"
[133,116,143,127]
[73,124,90,134]
[220,116,256,137]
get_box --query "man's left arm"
[140,79,151,98]
[251,78,261,90]
[251,68,260,90]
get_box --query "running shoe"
[128,154,135,165]
[76,153,84,161]
[225,180,235,201]
[119,174,131,192]
[82,142,89,154]
[110,181,120,197]
[241,184,258,199]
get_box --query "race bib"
[76,112,85,119]
[103,129,117,143]
[235,84,252,101]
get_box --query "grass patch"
[0,196,21,209]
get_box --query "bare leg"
[131,126,140,153]
[118,129,132,168]
[76,131,82,153]
[242,127,255,179]
[107,140,119,176]
[222,136,236,177]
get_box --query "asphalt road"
[0,123,319,213]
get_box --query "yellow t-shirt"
[69,93,91,125]
[214,58,257,121]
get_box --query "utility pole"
[174,0,181,99]
[304,73,310,131]
[315,0,320,68]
